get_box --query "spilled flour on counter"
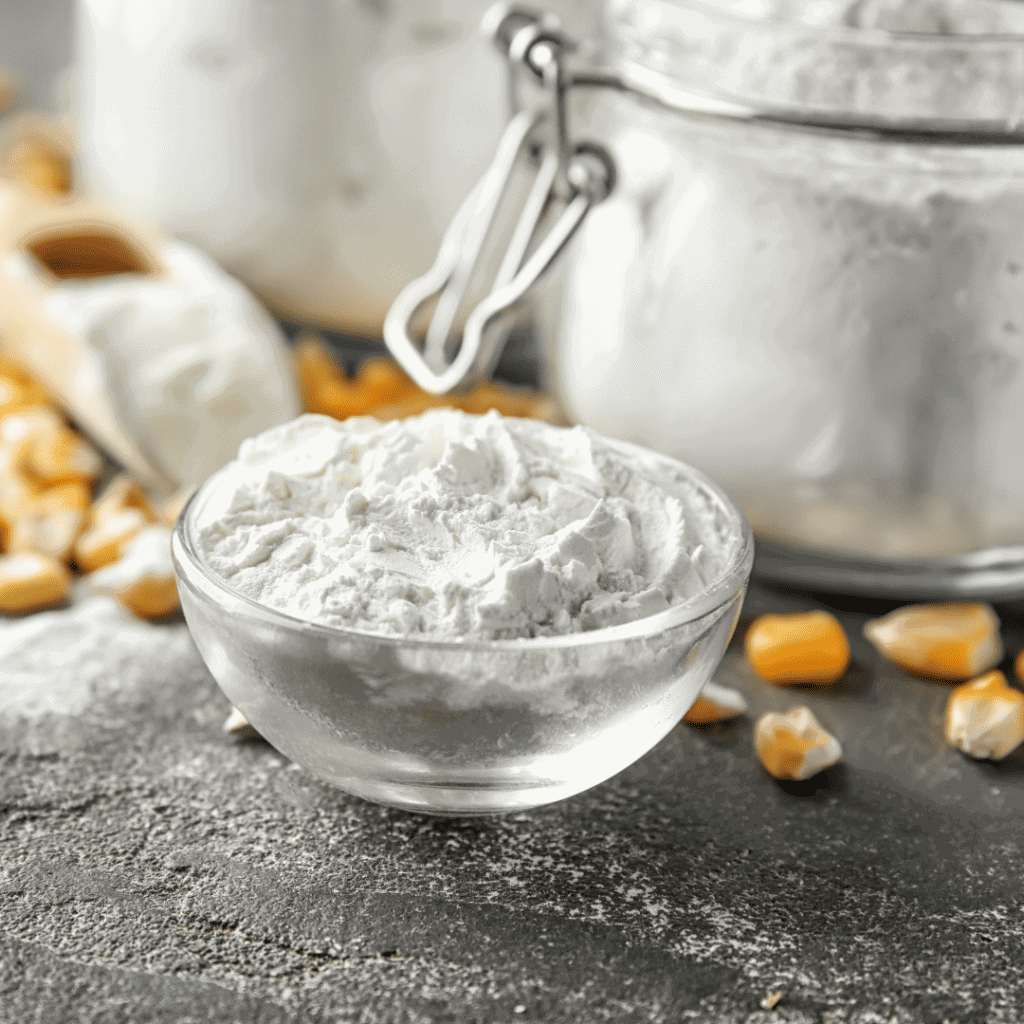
[0,596,193,720]
[196,411,734,640]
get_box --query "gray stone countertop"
[2,6,1023,1021]
[3,580,1023,1024]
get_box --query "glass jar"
[387,1,1024,598]
[75,0,598,336]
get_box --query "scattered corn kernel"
[9,507,85,562]
[0,375,49,418]
[83,525,179,619]
[33,481,91,515]
[863,603,1002,680]
[745,611,850,685]
[754,706,843,781]
[944,670,1024,761]
[91,474,157,524]
[0,404,64,447]
[683,681,748,724]
[10,138,73,195]
[224,707,259,738]
[354,356,417,404]
[0,466,40,522]
[73,506,149,573]
[24,427,102,484]
[0,550,71,613]
[294,334,562,424]
[1015,650,1024,686]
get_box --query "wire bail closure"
[383,6,613,396]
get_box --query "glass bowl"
[171,441,753,815]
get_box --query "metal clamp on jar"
[386,0,1024,601]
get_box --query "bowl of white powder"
[171,410,752,815]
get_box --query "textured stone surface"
[3,583,1024,1024]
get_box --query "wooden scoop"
[0,183,173,490]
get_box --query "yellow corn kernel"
[24,428,102,484]
[0,404,64,447]
[1015,650,1024,686]
[0,466,40,522]
[863,603,1002,681]
[84,525,179,620]
[9,507,85,562]
[309,377,383,419]
[683,681,748,724]
[754,706,843,781]
[354,357,417,405]
[0,550,71,613]
[10,138,73,195]
[116,574,180,620]
[944,670,1024,760]
[0,375,49,418]
[460,381,555,419]
[745,611,850,685]
[293,334,350,413]
[73,506,149,573]
[33,481,91,515]
[91,474,157,524]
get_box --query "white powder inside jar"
[550,0,1024,560]
[196,410,730,640]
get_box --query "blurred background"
[4,0,1024,604]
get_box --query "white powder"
[195,410,729,641]
[0,596,191,720]
[545,0,1024,561]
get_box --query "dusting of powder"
[196,411,720,640]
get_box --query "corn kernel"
[9,507,85,562]
[0,404,64,448]
[355,356,417,404]
[224,707,259,738]
[91,474,157,524]
[863,603,1002,680]
[745,611,850,685]
[0,376,49,418]
[73,506,149,573]
[1015,649,1024,686]
[683,681,748,724]
[0,466,41,523]
[84,525,179,620]
[0,550,71,613]
[309,377,383,419]
[293,334,350,413]
[944,670,1024,760]
[24,428,102,484]
[33,481,91,515]
[754,706,842,781]
[10,138,73,195]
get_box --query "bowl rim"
[172,430,754,652]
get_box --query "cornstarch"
[196,410,726,640]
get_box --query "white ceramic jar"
[75,0,597,336]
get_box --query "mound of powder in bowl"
[195,410,734,641]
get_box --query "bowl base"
[330,775,584,816]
